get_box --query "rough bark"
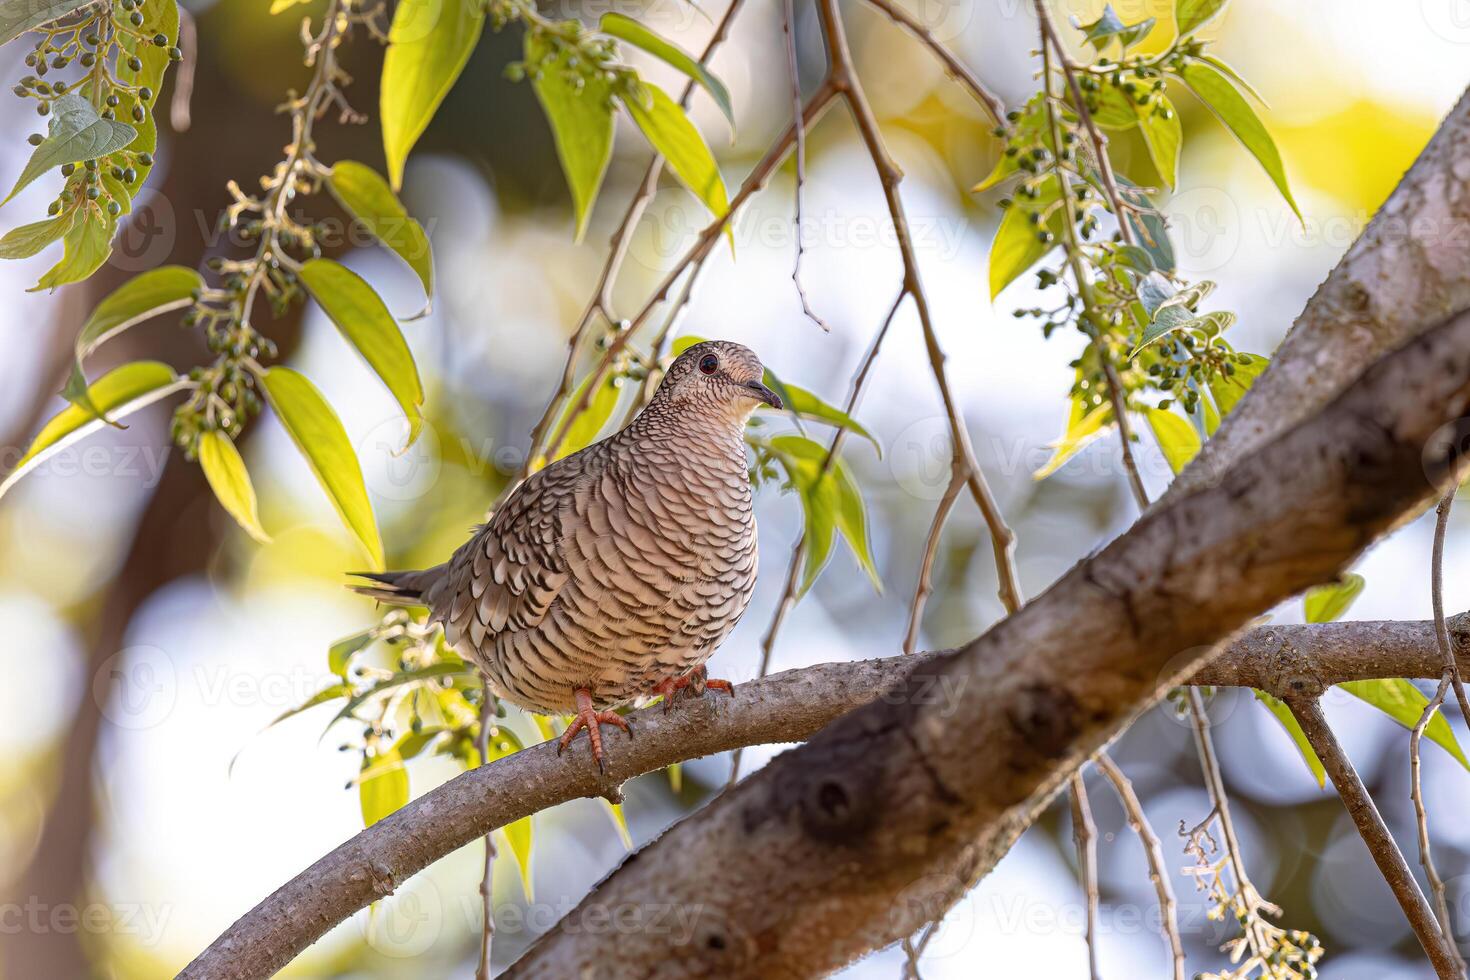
[1172,84,1470,497]
[182,308,1470,979]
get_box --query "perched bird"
[352,340,781,771]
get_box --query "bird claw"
[652,667,735,711]
[558,688,632,773]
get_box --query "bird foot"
[652,667,735,713]
[557,688,633,774]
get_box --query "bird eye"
[698,353,720,375]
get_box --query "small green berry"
[46,200,60,215]
[60,162,75,176]
[127,55,142,72]
[86,186,100,200]
[26,132,42,145]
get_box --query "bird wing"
[432,451,596,651]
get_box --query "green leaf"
[553,370,624,460]
[1207,353,1266,415]
[328,629,375,679]
[198,431,271,544]
[30,205,113,292]
[299,259,425,447]
[1091,82,1141,130]
[328,662,468,729]
[0,361,186,500]
[1117,181,1175,273]
[1253,690,1325,788]
[1035,398,1112,479]
[989,174,1062,300]
[112,0,176,192]
[266,681,352,728]
[1174,0,1229,37]
[1138,97,1182,190]
[767,377,879,452]
[1145,407,1200,475]
[1340,679,1470,772]
[381,0,485,189]
[359,748,410,827]
[0,211,73,259]
[769,434,879,594]
[527,31,614,241]
[260,366,385,570]
[1179,60,1299,219]
[621,81,729,223]
[600,13,733,128]
[327,161,434,304]
[63,265,201,421]
[3,94,136,206]
[1303,573,1365,624]
[1197,55,1266,105]
[0,0,92,45]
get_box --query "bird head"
[652,340,783,421]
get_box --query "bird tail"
[347,566,444,606]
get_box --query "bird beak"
[743,379,783,410]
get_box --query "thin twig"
[1096,753,1185,980]
[783,0,828,331]
[1432,490,1470,727]
[1070,772,1102,980]
[517,0,750,484]
[1286,696,1462,978]
[475,684,498,980]
[169,4,195,132]
[1103,357,1148,510]
[904,458,966,654]
[1412,672,1467,976]
[818,0,1022,616]
[857,0,1005,123]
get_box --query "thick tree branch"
[185,600,1470,979]
[496,306,1470,977]
[1170,84,1470,498]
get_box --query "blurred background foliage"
[0,0,1467,977]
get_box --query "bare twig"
[1097,753,1185,980]
[474,685,497,980]
[1411,672,1467,975]
[1432,490,1470,727]
[857,0,1005,123]
[170,4,196,132]
[1070,772,1102,980]
[783,0,828,331]
[1287,696,1461,977]
[904,458,967,654]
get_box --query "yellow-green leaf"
[1179,61,1299,219]
[600,13,733,127]
[198,430,270,544]
[0,0,92,45]
[381,0,485,189]
[1304,573,1365,624]
[769,434,878,595]
[270,0,311,11]
[601,799,633,850]
[499,818,534,902]
[299,258,424,447]
[622,81,729,223]
[30,205,113,292]
[328,628,375,679]
[667,762,683,794]
[327,161,434,304]
[771,377,879,453]
[359,748,410,826]
[260,366,385,570]
[1138,97,1182,189]
[0,211,74,259]
[988,175,1062,300]
[1254,690,1325,788]
[1208,353,1267,416]
[553,371,624,460]
[63,265,201,421]
[1174,0,1229,36]
[1145,406,1201,475]
[1340,679,1470,772]
[266,681,351,728]
[528,31,614,241]
[1035,399,1111,479]
[0,361,186,500]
